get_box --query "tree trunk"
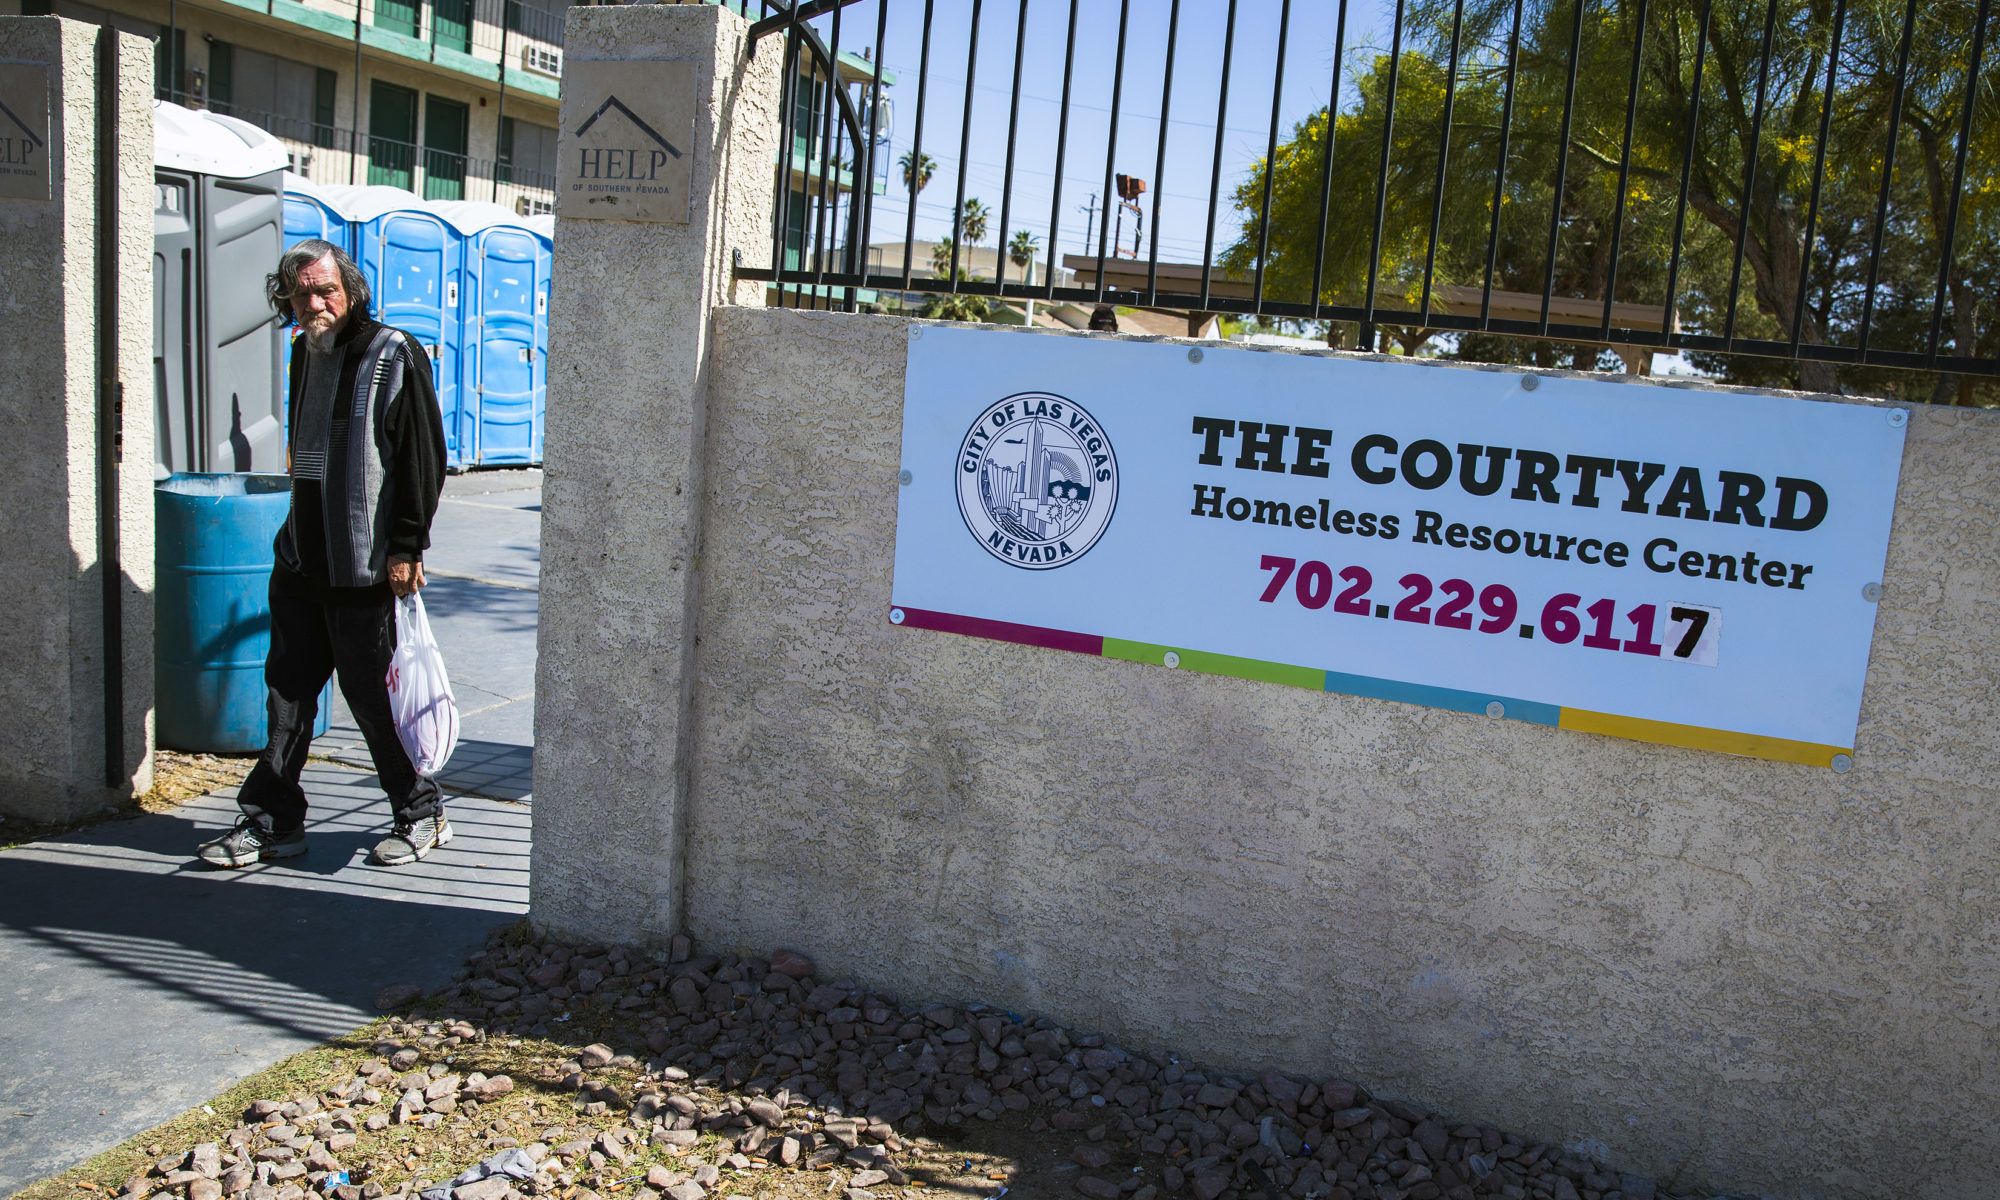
[1909,113,1983,404]
[1795,358,1838,395]
[1685,183,1841,393]
[1923,278,1981,404]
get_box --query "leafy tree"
[1220,37,1686,361]
[900,150,936,196]
[1225,0,1996,400]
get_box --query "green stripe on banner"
[1102,639,1326,690]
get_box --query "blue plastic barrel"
[156,473,331,751]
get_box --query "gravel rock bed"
[107,926,1723,1200]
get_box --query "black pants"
[237,565,441,830]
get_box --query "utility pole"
[349,0,364,184]
[1113,175,1147,259]
[493,1,512,205]
[1079,193,1098,260]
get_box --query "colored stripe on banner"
[892,607,1845,767]
[1102,639,1325,690]
[1558,708,1848,767]
[890,606,1103,657]
[1322,672,1561,727]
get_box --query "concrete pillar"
[532,3,780,942]
[0,17,154,824]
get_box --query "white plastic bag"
[387,591,459,776]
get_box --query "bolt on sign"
[557,59,696,224]
[890,326,1910,768]
[0,64,52,202]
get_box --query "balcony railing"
[177,97,557,216]
[498,0,567,55]
[167,0,567,79]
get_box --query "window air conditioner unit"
[522,45,561,77]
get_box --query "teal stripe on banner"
[1322,671,1560,726]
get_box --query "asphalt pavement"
[0,469,542,1196]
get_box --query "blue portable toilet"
[281,172,349,253]
[275,174,352,420]
[524,214,553,465]
[434,202,551,467]
[334,187,468,469]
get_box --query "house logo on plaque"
[956,392,1120,570]
[573,95,682,174]
[558,59,696,224]
[0,65,52,201]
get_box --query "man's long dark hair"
[267,240,373,327]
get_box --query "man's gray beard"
[302,322,338,355]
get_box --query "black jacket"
[277,315,447,587]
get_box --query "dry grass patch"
[0,751,250,850]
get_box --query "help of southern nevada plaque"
[0,64,52,202]
[559,59,696,224]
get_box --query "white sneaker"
[372,811,453,866]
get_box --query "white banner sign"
[890,326,1908,766]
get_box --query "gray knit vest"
[288,325,407,587]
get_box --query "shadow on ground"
[0,768,528,1194]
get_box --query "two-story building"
[5,0,891,235]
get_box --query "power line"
[900,65,1282,143]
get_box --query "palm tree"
[1008,229,1041,325]
[929,236,955,280]
[959,198,990,248]
[899,150,935,197]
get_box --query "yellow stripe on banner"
[1558,709,1849,768]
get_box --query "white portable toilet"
[152,100,289,477]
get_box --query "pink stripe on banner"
[892,606,1104,657]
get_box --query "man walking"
[198,240,450,869]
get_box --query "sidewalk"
[0,469,542,1196]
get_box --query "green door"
[423,96,469,201]
[374,0,419,37]
[432,0,472,54]
[368,81,418,191]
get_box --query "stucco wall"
[0,17,155,821]
[658,309,1996,1200]
[531,3,781,936]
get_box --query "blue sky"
[802,0,1394,277]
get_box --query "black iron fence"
[160,94,558,212]
[737,0,1999,397]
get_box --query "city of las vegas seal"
[956,391,1118,570]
